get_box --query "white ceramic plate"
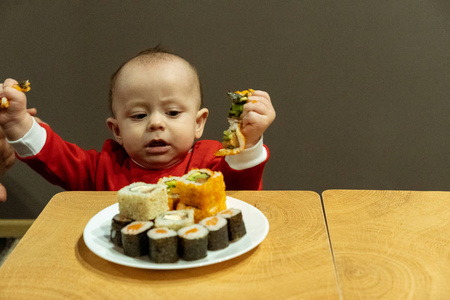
[83,196,269,270]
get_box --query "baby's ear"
[195,108,209,139]
[106,117,122,145]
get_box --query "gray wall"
[1,0,450,218]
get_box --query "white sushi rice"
[178,224,209,239]
[117,182,168,221]
[147,227,177,239]
[154,210,194,231]
[199,216,227,232]
[218,208,241,219]
[121,221,154,235]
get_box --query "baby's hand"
[240,90,276,148]
[0,78,34,140]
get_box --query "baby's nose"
[148,113,165,130]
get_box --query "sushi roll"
[199,216,229,250]
[215,89,254,156]
[158,176,182,210]
[121,221,153,257]
[110,214,133,247]
[176,169,227,222]
[218,208,247,242]
[154,210,194,231]
[178,224,209,261]
[147,227,178,263]
[117,182,168,221]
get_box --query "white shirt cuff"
[7,118,47,157]
[225,136,267,170]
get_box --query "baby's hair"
[108,45,204,116]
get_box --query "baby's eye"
[131,113,147,120]
[166,110,181,117]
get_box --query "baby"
[0,47,275,191]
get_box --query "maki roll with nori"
[178,224,209,261]
[218,208,247,242]
[121,221,153,257]
[154,210,194,231]
[148,227,178,263]
[199,216,229,250]
[110,214,133,247]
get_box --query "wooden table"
[0,191,339,299]
[322,190,450,299]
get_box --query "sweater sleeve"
[220,145,269,190]
[224,137,267,170]
[16,123,101,191]
[7,118,47,157]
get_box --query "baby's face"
[108,58,207,169]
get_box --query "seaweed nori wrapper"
[121,221,153,257]
[149,235,179,263]
[178,236,208,261]
[110,214,133,247]
[207,225,229,250]
[220,209,246,242]
[200,216,229,251]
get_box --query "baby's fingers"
[244,90,275,119]
[3,78,19,87]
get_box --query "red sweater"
[19,123,269,191]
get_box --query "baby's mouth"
[146,140,170,154]
[149,140,167,147]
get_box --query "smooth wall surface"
[1,0,450,218]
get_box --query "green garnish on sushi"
[164,179,178,192]
[186,171,210,183]
[227,90,250,118]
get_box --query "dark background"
[1,0,450,218]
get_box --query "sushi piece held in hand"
[178,224,209,261]
[110,214,133,247]
[148,227,179,263]
[121,221,153,257]
[1,80,31,109]
[218,208,247,242]
[200,216,229,250]
[215,89,254,156]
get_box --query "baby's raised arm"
[0,78,35,141]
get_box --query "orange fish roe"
[205,217,218,226]
[185,227,199,235]
[127,223,144,233]
[235,89,254,97]
[14,80,31,92]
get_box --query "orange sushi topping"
[155,228,167,234]
[221,209,233,216]
[127,223,144,232]
[205,217,218,226]
[185,228,199,235]
[14,80,31,92]
[234,89,254,97]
